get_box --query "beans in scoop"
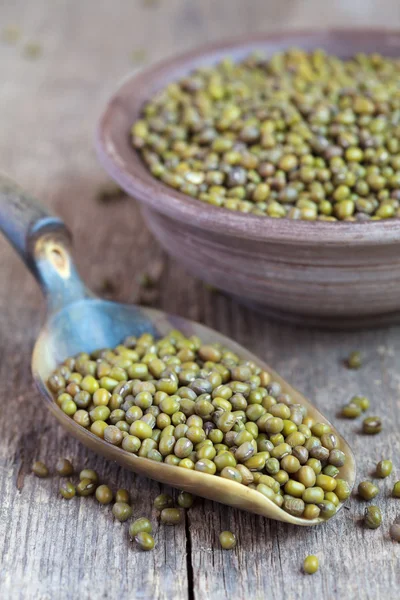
[48,329,350,520]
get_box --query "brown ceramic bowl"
[96,29,400,329]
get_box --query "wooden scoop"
[0,174,356,525]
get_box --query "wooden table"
[0,1,399,598]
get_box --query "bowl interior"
[96,29,400,245]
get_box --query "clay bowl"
[96,29,400,330]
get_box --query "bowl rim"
[96,28,400,246]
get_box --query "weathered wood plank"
[0,1,400,599]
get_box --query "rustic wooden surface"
[0,1,400,599]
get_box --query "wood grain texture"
[0,1,399,599]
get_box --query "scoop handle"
[0,173,90,313]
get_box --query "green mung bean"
[303,555,319,574]
[347,351,362,369]
[362,417,382,435]
[55,458,74,477]
[134,531,155,550]
[358,481,379,501]
[154,493,174,510]
[59,481,76,499]
[112,502,133,522]
[32,461,49,478]
[95,485,113,504]
[129,518,152,537]
[376,460,392,478]
[219,531,236,549]
[393,482,400,498]
[160,508,182,525]
[76,478,97,497]
[364,505,382,529]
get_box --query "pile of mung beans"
[132,49,400,221]
[48,329,351,521]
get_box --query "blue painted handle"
[0,173,90,313]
